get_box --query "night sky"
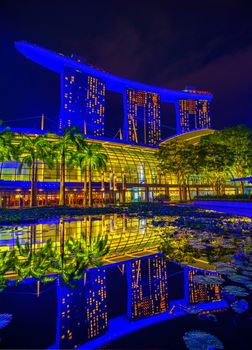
[1,0,252,138]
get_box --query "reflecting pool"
[0,209,252,349]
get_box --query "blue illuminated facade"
[179,98,211,133]
[124,89,161,145]
[126,254,169,320]
[184,266,221,304]
[59,67,105,136]
[55,269,108,349]
[15,41,213,143]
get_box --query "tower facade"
[178,88,211,134]
[59,67,105,136]
[56,269,108,349]
[184,266,221,304]
[124,89,161,145]
[126,254,169,320]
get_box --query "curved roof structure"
[159,128,215,146]
[15,41,213,102]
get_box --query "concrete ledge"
[194,200,252,208]
[194,200,252,217]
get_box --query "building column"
[123,90,129,142]
[174,99,182,134]
[145,186,149,202]
[165,185,170,198]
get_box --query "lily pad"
[222,285,249,297]
[245,282,252,290]
[192,274,224,285]
[227,274,251,284]
[0,313,12,330]
[183,330,224,350]
[231,299,248,314]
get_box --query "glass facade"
[0,129,226,207]
[56,269,107,349]
[126,254,169,320]
[125,89,161,145]
[0,215,162,260]
[185,266,221,304]
[59,67,105,136]
[0,138,166,188]
[179,99,211,133]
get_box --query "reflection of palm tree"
[80,232,110,267]
[14,237,58,282]
[1,230,110,290]
[0,250,16,291]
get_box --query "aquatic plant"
[192,274,224,285]
[222,285,249,297]
[183,330,224,350]
[227,274,251,284]
[231,299,248,314]
[0,313,12,330]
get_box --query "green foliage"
[157,125,252,197]
[157,140,203,200]
[154,194,171,201]
[46,127,86,206]
[158,230,197,265]
[0,230,110,291]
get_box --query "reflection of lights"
[139,218,147,234]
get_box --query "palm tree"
[75,143,108,207]
[0,122,15,180]
[17,133,55,207]
[47,127,85,206]
[67,139,90,207]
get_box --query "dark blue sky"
[1,0,252,136]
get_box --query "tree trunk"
[88,164,92,207]
[59,153,65,206]
[34,161,38,206]
[240,181,245,195]
[30,157,37,207]
[83,169,87,207]
[0,162,3,180]
[187,184,192,201]
[178,184,182,201]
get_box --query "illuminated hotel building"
[126,254,169,320]
[56,269,107,349]
[184,266,221,304]
[124,89,161,145]
[59,67,105,136]
[179,89,211,133]
[15,42,213,139]
[0,41,222,207]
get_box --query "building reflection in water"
[55,268,108,349]
[52,255,224,348]
[184,266,221,304]
[126,254,169,320]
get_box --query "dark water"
[0,259,251,349]
[108,310,252,350]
